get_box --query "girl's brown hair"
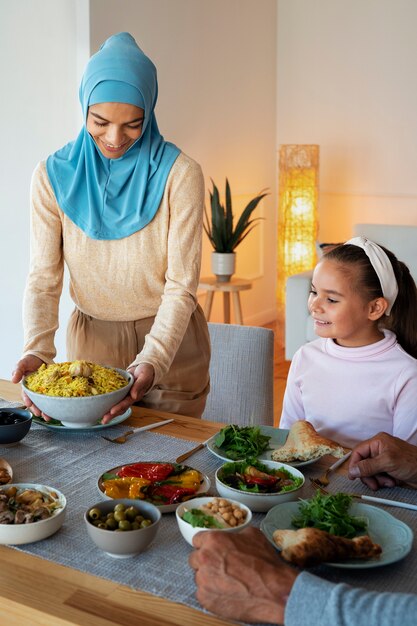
[324,243,417,359]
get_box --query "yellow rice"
[25,361,128,397]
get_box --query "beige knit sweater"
[23,153,205,384]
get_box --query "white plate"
[261,501,413,568]
[97,462,211,514]
[206,426,321,468]
[32,408,132,432]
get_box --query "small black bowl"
[0,409,32,446]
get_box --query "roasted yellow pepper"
[102,477,151,499]
[164,469,201,490]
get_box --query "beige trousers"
[66,305,211,418]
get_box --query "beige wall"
[277,0,417,244]
[90,0,278,325]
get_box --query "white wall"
[90,0,278,326]
[277,0,417,243]
[0,0,86,379]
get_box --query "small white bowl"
[23,367,133,428]
[85,499,161,558]
[215,460,304,513]
[0,483,66,545]
[176,496,252,546]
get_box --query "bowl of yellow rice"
[23,361,134,428]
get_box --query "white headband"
[344,236,399,315]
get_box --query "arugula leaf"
[292,492,368,538]
[182,509,224,528]
[214,425,271,460]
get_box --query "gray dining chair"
[202,322,274,426]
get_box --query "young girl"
[280,237,417,447]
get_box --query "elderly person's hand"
[348,432,417,490]
[11,355,52,419]
[189,526,298,624]
[101,363,155,424]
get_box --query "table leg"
[204,291,214,320]
[223,292,230,323]
[232,292,243,324]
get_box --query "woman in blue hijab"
[13,33,211,421]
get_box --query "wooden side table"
[198,276,253,324]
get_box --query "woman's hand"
[11,355,53,420]
[189,527,298,624]
[348,432,417,490]
[101,363,155,424]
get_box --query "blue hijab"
[46,32,180,240]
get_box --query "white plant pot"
[211,252,236,283]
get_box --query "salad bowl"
[215,459,304,512]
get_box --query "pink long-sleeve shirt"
[280,330,417,447]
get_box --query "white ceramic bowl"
[85,499,161,558]
[176,496,253,546]
[0,483,66,545]
[215,460,305,513]
[23,367,133,428]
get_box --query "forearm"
[286,572,417,626]
[22,162,64,362]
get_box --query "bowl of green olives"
[84,499,161,558]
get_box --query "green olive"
[88,507,102,520]
[114,510,126,522]
[118,520,132,531]
[114,503,125,513]
[125,506,139,521]
[135,514,144,524]
[97,522,107,529]
[130,522,140,530]
[140,519,152,528]
[106,512,115,520]
[105,518,118,530]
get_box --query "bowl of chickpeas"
[84,499,161,557]
[175,496,252,546]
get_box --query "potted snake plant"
[204,179,268,282]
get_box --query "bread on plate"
[271,421,346,463]
[273,527,382,567]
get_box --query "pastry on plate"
[271,421,346,462]
[273,527,382,567]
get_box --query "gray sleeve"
[285,571,417,626]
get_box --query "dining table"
[1,377,417,626]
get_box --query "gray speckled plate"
[261,500,413,568]
[206,426,321,468]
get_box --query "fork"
[310,451,352,487]
[101,418,174,444]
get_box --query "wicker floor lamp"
[277,144,319,305]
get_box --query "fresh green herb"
[214,425,271,460]
[292,491,368,538]
[182,509,224,528]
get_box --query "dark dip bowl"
[0,408,32,446]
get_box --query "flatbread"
[271,421,346,462]
[273,527,382,567]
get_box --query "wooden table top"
[0,378,234,626]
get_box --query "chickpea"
[228,517,237,527]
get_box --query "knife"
[176,438,211,464]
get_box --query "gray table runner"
[1,411,417,624]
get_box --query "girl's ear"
[368,297,388,320]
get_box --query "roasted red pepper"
[148,484,196,504]
[243,474,278,488]
[117,462,175,481]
